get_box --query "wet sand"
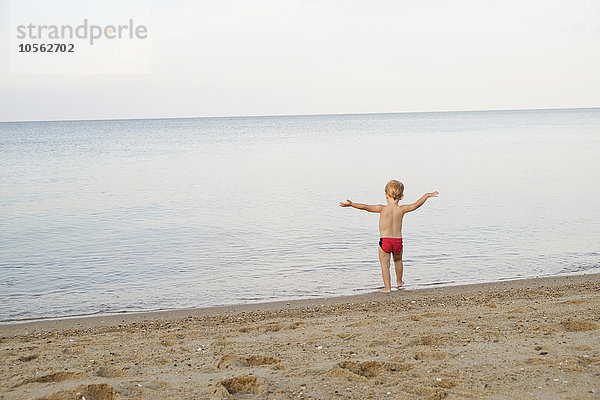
[1,274,599,399]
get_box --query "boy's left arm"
[401,191,439,213]
[339,200,383,213]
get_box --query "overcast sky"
[0,0,599,122]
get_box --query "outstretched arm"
[339,199,383,213]
[401,191,439,213]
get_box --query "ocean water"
[1,108,599,322]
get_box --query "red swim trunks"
[379,237,403,255]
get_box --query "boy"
[340,180,438,292]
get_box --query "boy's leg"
[393,249,404,288]
[378,247,392,292]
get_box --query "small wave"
[559,262,600,274]
[419,280,456,286]
[0,309,105,324]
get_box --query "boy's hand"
[427,191,439,198]
[339,199,352,207]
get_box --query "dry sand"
[1,274,599,399]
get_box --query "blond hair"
[385,180,404,200]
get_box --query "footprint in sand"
[408,334,447,347]
[18,354,39,362]
[328,360,410,381]
[96,366,126,378]
[434,378,457,389]
[217,354,280,369]
[17,371,87,387]
[38,383,115,400]
[263,322,283,332]
[413,350,449,360]
[561,319,598,332]
[214,375,262,398]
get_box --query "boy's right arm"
[401,192,439,213]
[339,200,383,213]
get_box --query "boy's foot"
[397,281,405,288]
[378,288,392,293]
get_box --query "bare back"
[378,203,406,238]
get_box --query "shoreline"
[2,273,599,399]
[0,273,597,335]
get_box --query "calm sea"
[1,109,599,322]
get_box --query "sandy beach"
[1,274,599,399]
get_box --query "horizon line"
[1,105,599,124]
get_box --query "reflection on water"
[1,109,599,321]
